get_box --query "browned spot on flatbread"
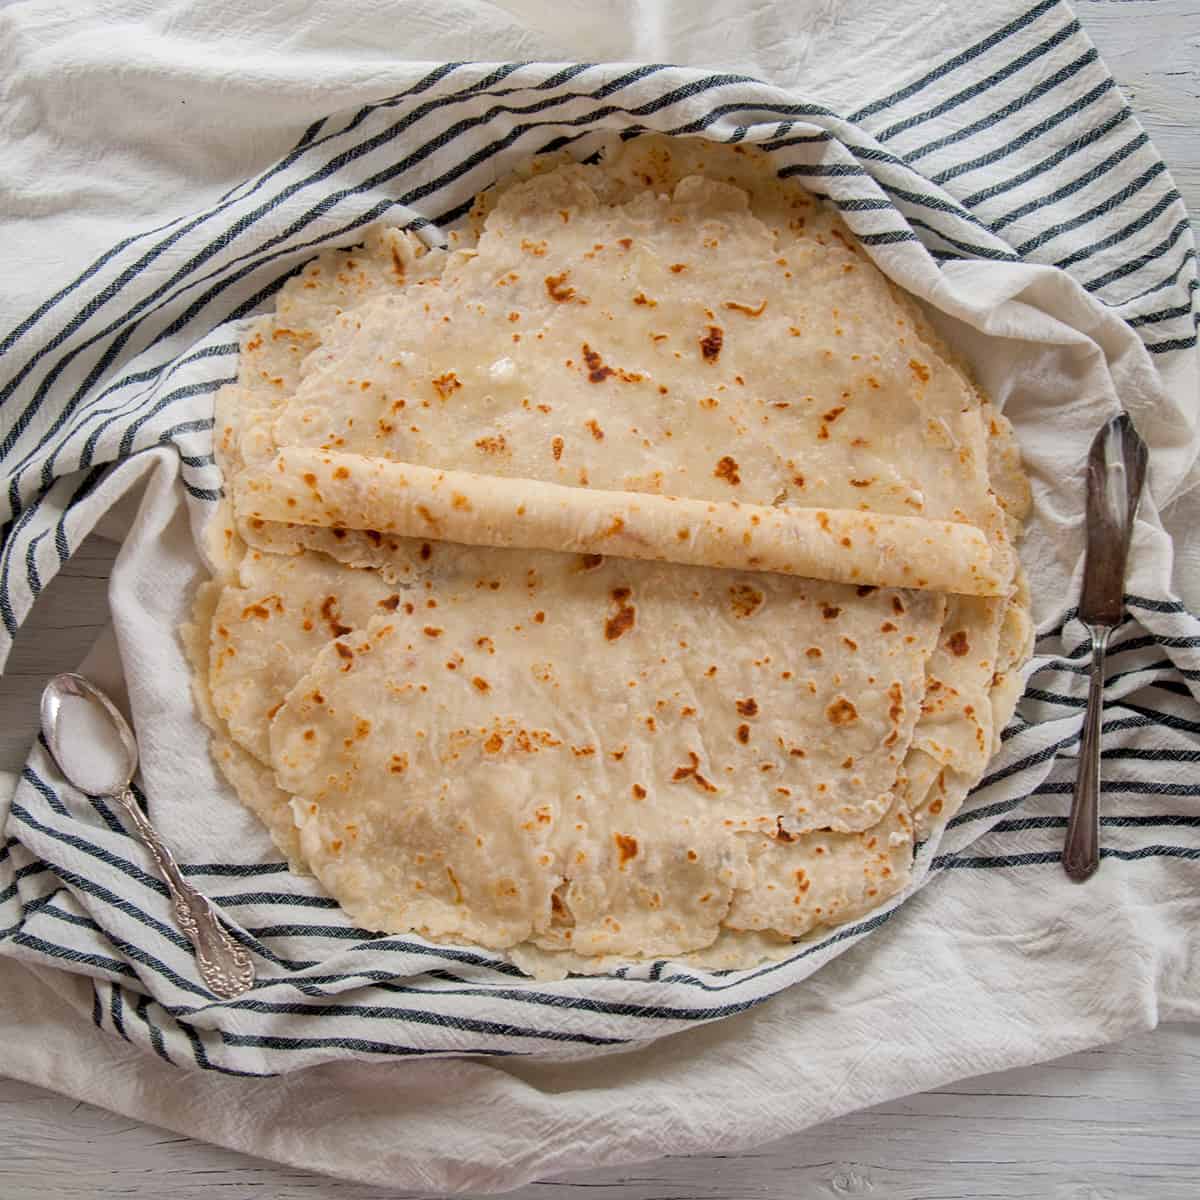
[714,455,741,485]
[699,325,723,362]
[582,343,613,383]
[826,697,858,726]
[605,587,636,641]
[947,630,970,656]
[736,697,758,717]
[730,583,763,618]
[545,271,576,302]
[432,371,461,399]
[320,596,352,638]
[671,750,718,793]
[614,833,638,867]
[724,299,767,317]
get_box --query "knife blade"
[1063,413,1148,881]
[1079,413,1149,628]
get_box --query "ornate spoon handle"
[113,786,254,999]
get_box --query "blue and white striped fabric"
[2,0,1198,1080]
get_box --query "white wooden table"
[2,3,1198,1196]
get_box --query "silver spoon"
[40,673,255,999]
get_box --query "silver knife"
[1062,413,1148,881]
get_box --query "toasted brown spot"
[714,455,741,485]
[826,697,859,725]
[857,585,878,597]
[770,819,797,844]
[730,583,764,618]
[806,647,822,658]
[909,358,931,384]
[472,676,490,693]
[432,371,462,399]
[581,343,613,384]
[475,434,507,454]
[736,723,751,744]
[947,630,970,656]
[335,643,354,662]
[586,418,605,440]
[671,750,718,793]
[551,435,564,461]
[614,833,639,867]
[736,697,759,717]
[605,588,637,641]
[423,625,443,638]
[483,733,504,753]
[822,604,841,620]
[633,291,657,307]
[632,784,647,800]
[724,299,768,317]
[545,271,576,302]
[699,325,724,362]
[670,263,687,273]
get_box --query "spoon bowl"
[40,673,138,797]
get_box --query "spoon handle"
[1063,624,1110,882]
[113,787,255,999]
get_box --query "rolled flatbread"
[234,448,1003,596]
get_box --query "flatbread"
[267,546,944,952]
[185,134,1033,975]
[235,448,1004,595]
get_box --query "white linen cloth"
[1,0,1197,1190]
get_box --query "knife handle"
[1063,624,1110,881]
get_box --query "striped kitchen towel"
[1,0,1197,1098]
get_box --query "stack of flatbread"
[184,135,1033,978]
